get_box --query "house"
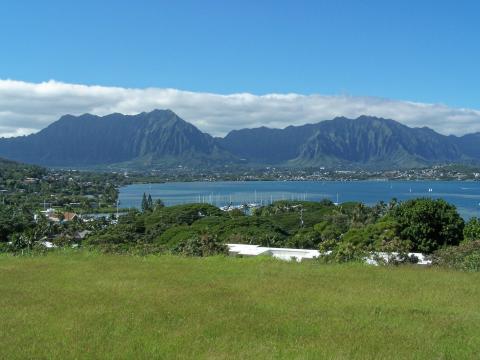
[63,212,78,222]
[36,209,78,223]
[23,177,39,184]
[41,208,56,216]
[37,208,61,222]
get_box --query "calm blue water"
[119,181,480,219]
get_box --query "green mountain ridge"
[0,110,478,169]
[221,115,473,169]
[291,116,466,168]
[0,110,235,168]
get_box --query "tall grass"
[1,252,479,359]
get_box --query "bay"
[119,180,480,219]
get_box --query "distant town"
[140,164,480,182]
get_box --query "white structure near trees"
[227,244,322,262]
[227,244,431,265]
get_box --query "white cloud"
[0,79,479,138]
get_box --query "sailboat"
[248,190,261,208]
[334,193,340,206]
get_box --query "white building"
[227,244,431,265]
[227,244,322,262]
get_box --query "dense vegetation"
[0,158,138,253]
[1,253,479,359]
[80,196,477,267]
[1,157,479,270]
[0,158,123,212]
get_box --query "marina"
[119,180,480,219]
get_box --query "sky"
[0,0,479,137]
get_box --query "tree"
[340,219,409,252]
[0,205,33,243]
[288,228,322,249]
[464,217,480,242]
[147,194,153,210]
[141,193,155,212]
[389,198,464,253]
[141,193,148,212]
[172,233,228,257]
[153,198,165,210]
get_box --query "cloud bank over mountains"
[0,79,479,138]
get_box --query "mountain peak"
[146,108,174,115]
[356,115,382,121]
[0,111,478,169]
[0,110,231,167]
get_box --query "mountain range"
[0,109,478,169]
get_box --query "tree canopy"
[389,198,464,253]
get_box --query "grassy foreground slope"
[1,254,479,359]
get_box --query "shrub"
[155,225,199,247]
[464,217,480,242]
[0,242,10,253]
[318,242,368,263]
[432,240,480,271]
[288,228,323,249]
[172,233,228,257]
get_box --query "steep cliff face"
[0,111,476,169]
[292,116,464,167]
[221,116,466,168]
[0,110,231,166]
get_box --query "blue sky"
[1,0,479,108]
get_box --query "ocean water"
[119,180,480,219]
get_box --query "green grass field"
[1,253,479,359]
